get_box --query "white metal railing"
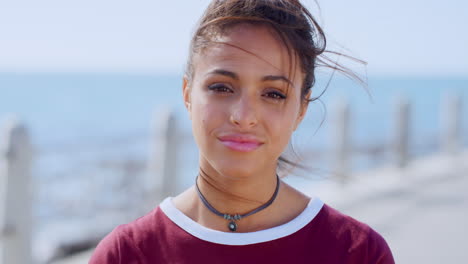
[0,94,464,264]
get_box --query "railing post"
[440,94,462,155]
[145,108,179,211]
[393,96,410,168]
[332,98,351,183]
[0,116,33,264]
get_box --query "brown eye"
[208,83,233,93]
[265,91,286,100]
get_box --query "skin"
[173,23,311,233]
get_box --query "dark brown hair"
[185,0,364,173]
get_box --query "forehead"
[194,23,302,82]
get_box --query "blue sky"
[0,0,467,76]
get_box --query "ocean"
[1,72,467,259]
[1,73,467,147]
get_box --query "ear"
[182,76,192,120]
[293,90,311,131]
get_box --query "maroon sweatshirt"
[90,197,394,264]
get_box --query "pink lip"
[218,134,263,152]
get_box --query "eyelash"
[208,83,233,93]
[265,91,287,100]
[207,84,287,101]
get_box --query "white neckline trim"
[159,196,324,245]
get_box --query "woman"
[90,0,394,263]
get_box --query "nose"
[230,93,258,129]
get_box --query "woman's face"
[183,23,308,179]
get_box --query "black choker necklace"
[195,175,280,232]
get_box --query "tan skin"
[173,23,311,233]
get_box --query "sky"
[0,0,467,76]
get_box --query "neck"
[172,163,311,233]
[196,167,279,216]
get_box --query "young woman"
[90,0,394,263]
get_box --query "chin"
[211,158,263,179]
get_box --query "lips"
[218,134,263,152]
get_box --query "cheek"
[271,117,295,140]
[191,97,224,139]
[264,108,297,147]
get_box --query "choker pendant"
[224,214,241,232]
[195,175,280,233]
[228,221,237,232]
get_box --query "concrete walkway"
[53,151,468,264]
[306,151,468,263]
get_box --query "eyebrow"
[206,69,239,80]
[262,75,294,86]
[206,69,293,86]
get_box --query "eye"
[208,83,233,93]
[264,91,287,100]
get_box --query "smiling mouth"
[219,140,262,152]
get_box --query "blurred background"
[0,0,467,263]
